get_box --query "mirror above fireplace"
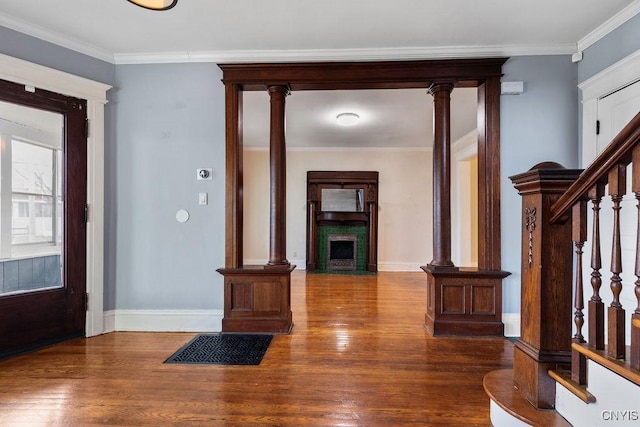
[321,188,364,212]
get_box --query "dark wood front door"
[0,78,87,358]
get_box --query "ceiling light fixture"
[336,112,360,126]
[127,0,178,10]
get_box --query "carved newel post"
[509,162,582,408]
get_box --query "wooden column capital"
[267,84,291,97]
[427,82,455,96]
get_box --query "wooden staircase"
[485,112,640,426]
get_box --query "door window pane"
[0,100,63,296]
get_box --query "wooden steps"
[484,369,572,427]
[572,342,640,386]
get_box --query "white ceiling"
[0,0,636,148]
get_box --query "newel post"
[509,162,582,409]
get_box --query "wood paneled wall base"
[509,163,582,409]
[216,265,294,333]
[422,266,509,336]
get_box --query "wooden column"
[267,85,290,267]
[224,83,243,268]
[217,83,294,334]
[428,82,455,268]
[509,162,582,409]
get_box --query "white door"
[596,79,640,153]
[593,79,640,342]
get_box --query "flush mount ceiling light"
[336,112,360,126]
[127,0,178,10]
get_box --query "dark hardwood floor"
[0,271,513,426]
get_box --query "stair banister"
[550,112,640,225]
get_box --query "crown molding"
[577,0,640,52]
[0,13,115,63]
[113,43,577,65]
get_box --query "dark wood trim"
[219,58,507,91]
[224,83,243,268]
[477,77,503,271]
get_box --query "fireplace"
[306,171,379,272]
[327,235,357,271]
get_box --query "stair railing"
[551,111,640,386]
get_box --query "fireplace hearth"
[327,235,357,271]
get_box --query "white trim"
[284,146,433,153]
[577,0,640,53]
[106,309,224,332]
[378,262,424,272]
[0,13,115,63]
[113,43,577,65]
[0,54,111,101]
[489,400,530,427]
[579,49,640,102]
[579,49,640,167]
[502,313,521,337]
[0,53,112,338]
[85,99,106,337]
[243,260,425,272]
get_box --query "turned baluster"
[608,165,627,359]
[632,146,640,370]
[588,183,606,350]
[572,200,588,384]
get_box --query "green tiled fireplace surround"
[317,225,367,272]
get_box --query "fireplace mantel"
[306,171,378,272]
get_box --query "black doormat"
[165,334,273,365]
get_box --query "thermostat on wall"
[197,168,212,180]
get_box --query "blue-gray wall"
[578,13,640,83]
[500,55,579,314]
[108,64,226,310]
[3,20,639,320]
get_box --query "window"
[0,100,63,258]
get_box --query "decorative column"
[422,82,509,336]
[429,82,455,268]
[216,84,294,334]
[267,85,290,267]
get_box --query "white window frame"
[0,53,111,337]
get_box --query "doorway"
[0,78,87,358]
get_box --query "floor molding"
[103,309,223,333]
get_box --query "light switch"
[199,192,208,206]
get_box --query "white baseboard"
[103,309,223,333]
[378,262,424,272]
[502,313,520,337]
